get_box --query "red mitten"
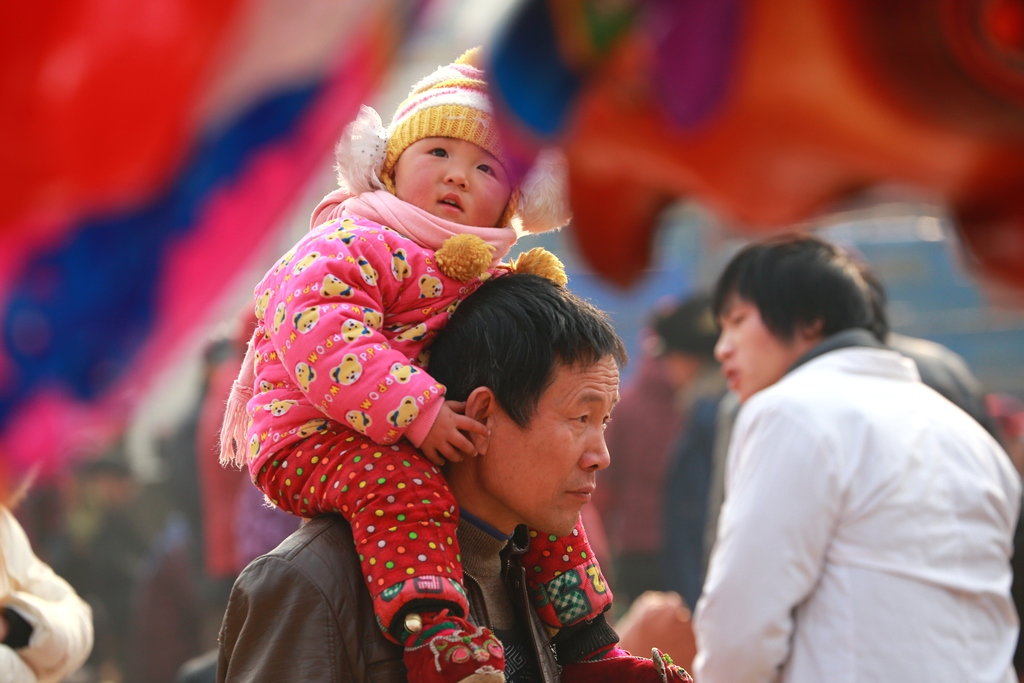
[402,610,505,683]
[560,647,693,683]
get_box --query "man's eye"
[430,148,448,158]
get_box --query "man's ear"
[798,318,825,344]
[465,387,500,454]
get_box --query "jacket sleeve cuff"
[403,395,445,448]
[552,611,619,663]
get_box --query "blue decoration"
[0,81,319,427]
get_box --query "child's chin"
[434,205,467,223]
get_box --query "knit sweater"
[458,516,544,682]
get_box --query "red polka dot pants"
[251,427,612,636]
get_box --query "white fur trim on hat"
[335,105,387,196]
[515,149,572,234]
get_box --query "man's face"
[468,356,619,536]
[658,351,705,392]
[714,295,820,403]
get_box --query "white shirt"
[1,506,93,683]
[693,347,1020,683]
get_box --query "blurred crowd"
[12,320,300,683]
[5,232,1024,682]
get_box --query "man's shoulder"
[222,514,406,683]
[239,514,363,599]
[263,513,354,559]
[753,346,915,406]
[744,345,992,446]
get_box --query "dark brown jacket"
[217,514,560,682]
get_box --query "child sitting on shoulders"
[221,48,690,683]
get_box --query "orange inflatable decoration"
[489,0,1024,288]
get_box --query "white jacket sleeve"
[0,646,38,683]
[693,397,841,683]
[1,507,93,683]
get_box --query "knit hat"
[334,47,570,234]
[651,293,719,359]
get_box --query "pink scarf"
[221,190,517,467]
[315,189,517,265]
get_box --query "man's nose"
[583,433,611,472]
[714,334,731,363]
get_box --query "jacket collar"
[507,525,531,556]
[787,328,886,377]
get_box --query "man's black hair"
[428,274,627,427]
[651,292,719,359]
[712,233,889,341]
[861,265,892,342]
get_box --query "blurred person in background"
[596,294,720,611]
[130,512,202,683]
[170,318,301,683]
[66,454,147,681]
[694,234,1020,683]
[1,478,93,682]
[609,294,723,671]
[129,344,225,683]
[989,393,1024,680]
[194,318,298,625]
[195,322,256,592]
[696,247,1008,577]
[656,294,725,612]
[990,394,1024,477]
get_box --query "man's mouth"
[567,485,596,501]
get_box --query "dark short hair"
[712,234,888,341]
[651,293,719,359]
[428,274,627,427]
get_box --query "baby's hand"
[419,401,489,466]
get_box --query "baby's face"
[394,137,512,228]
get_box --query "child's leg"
[521,518,695,681]
[252,428,504,682]
[521,517,614,633]
[252,430,467,623]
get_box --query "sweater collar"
[460,508,512,542]
[457,516,508,582]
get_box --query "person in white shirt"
[693,234,1021,683]
[1,502,93,683]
